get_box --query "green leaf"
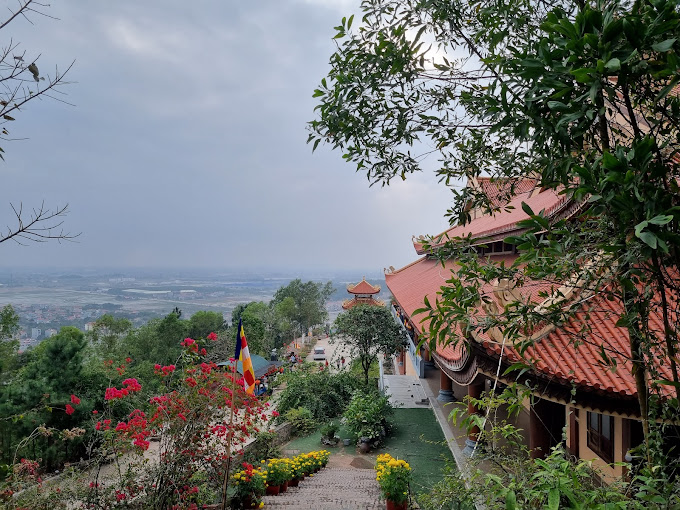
[548,488,560,510]
[652,38,676,52]
[648,214,673,226]
[604,58,621,72]
[505,490,517,510]
[637,231,658,249]
[521,201,534,216]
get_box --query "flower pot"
[343,438,351,446]
[266,485,280,496]
[280,480,289,492]
[359,441,371,454]
[289,478,299,487]
[240,495,256,508]
[386,499,408,510]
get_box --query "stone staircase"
[262,466,383,509]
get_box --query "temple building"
[342,277,385,310]
[384,177,674,481]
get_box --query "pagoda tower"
[342,277,385,309]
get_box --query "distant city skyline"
[0,1,455,273]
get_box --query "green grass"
[284,407,456,497]
[284,423,352,453]
[379,408,455,494]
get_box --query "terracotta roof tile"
[347,278,381,294]
[414,187,569,253]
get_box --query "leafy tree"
[121,310,186,366]
[333,304,404,386]
[0,304,19,381]
[311,0,680,472]
[88,314,133,357]
[187,310,225,340]
[271,279,334,335]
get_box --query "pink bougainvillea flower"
[65,404,75,416]
[125,357,132,363]
[70,394,81,405]
[207,332,218,341]
[271,410,280,417]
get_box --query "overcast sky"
[0,0,454,274]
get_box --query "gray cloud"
[0,1,453,273]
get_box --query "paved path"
[262,465,382,509]
[383,374,429,408]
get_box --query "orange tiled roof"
[413,186,570,254]
[347,277,381,295]
[477,177,538,208]
[386,253,675,399]
[480,289,676,397]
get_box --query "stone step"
[262,467,382,509]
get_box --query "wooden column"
[568,407,579,457]
[437,370,455,402]
[462,379,485,456]
[529,399,553,459]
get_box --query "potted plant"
[231,462,266,509]
[375,454,411,510]
[264,458,291,495]
[320,421,339,445]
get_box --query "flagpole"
[221,335,239,510]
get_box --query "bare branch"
[0,201,80,245]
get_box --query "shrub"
[244,430,281,464]
[343,391,393,444]
[320,421,339,440]
[284,407,316,436]
[276,369,361,422]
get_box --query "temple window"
[587,411,614,463]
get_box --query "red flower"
[125,357,132,363]
[178,413,186,422]
[271,410,280,417]
[70,394,81,405]
[65,404,75,416]
[207,332,218,341]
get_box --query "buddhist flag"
[234,318,256,395]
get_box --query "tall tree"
[271,279,334,335]
[333,304,404,386]
[310,0,680,469]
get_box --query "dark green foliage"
[271,279,334,334]
[284,407,317,436]
[187,311,225,341]
[275,368,362,423]
[342,390,393,444]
